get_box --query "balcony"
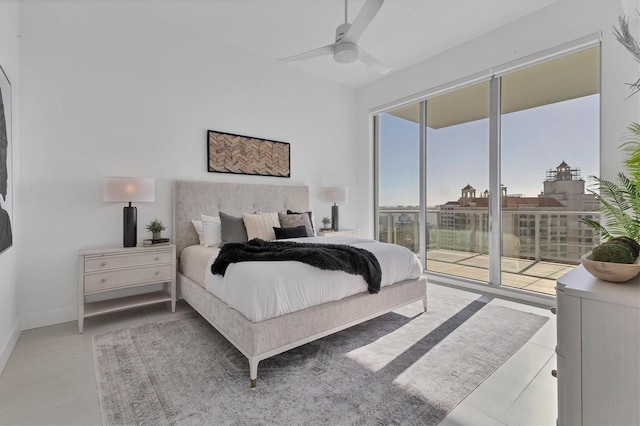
[378,208,599,296]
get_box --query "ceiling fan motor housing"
[334,42,359,63]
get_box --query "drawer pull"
[101,278,107,283]
[101,262,107,267]
[551,369,557,378]
[550,307,557,315]
[155,271,160,275]
[155,257,160,261]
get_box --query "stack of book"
[142,237,170,247]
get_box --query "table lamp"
[103,177,155,247]
[321,187,348,231]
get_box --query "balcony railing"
[378,208,600,295]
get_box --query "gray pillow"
[287,209,316,235]
[278,212,314,237]
[219,211,248,244]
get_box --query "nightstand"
[317,229,361,237]
[78,245,176,333]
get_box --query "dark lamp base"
[123,205,137,247]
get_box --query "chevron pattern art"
[208,131,290,177]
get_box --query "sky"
[378,94,600,207]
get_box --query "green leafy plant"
[613,14,640,98]
[145,219,166,233]
[583,125,640,240]
[321,217,332,228]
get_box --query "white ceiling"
[148,0,559,89]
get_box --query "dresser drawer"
[84,251,172,272]
[84,264,173,293]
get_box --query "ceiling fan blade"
[278,44,335,62]
[343,0,384,44]
[358,47,392,74]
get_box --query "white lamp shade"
[103,177,155,203]
[321,187,348,204]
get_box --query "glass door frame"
[488,76,502,286]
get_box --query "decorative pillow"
[287,210,317,236]
[242,212,280,240]
[273,225,309,240]
[278,212,314,237]
[219,211,248,244]
[191,220,205,245]
[201,214,222,247]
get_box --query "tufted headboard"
[172,180,310,256]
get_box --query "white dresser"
[78,245,176,333]
[556,265,640,426]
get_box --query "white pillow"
[242,212,280,240]
[191,220,205,245]
[201,214,222,247]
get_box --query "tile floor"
[0,284,557,425]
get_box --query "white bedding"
[205,236,423,322]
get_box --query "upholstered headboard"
[172,180,310,256]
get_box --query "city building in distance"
[379,161,599,263]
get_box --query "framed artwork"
[207,130,290,178]
[0,65,12,254]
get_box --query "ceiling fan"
[278,0,392,74]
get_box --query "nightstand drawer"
[84,251,172,272]
[84,264,173,293]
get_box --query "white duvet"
[205,236,423,322]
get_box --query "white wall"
[0,0,21,372]
[18,1,358,329]
[356,0,640,237]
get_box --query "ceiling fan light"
[334,42,359,64]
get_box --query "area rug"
[93,289,548,425]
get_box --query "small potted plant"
[321,216,332,231]
[146,219,166,240]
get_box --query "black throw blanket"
[211,238,382,294]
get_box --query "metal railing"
[378,208,600,264]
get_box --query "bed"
[172,180,427,387]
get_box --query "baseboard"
[0,319,21,375]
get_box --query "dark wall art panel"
[207,130,290,178]
[0,65,12,254]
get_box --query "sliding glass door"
[425,81,490,282]
[376,106,420,253]
[499,46,600,295]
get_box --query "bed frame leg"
[249,358,259,388]
[423,296,428,312]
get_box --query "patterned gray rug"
[93,289,548,425]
